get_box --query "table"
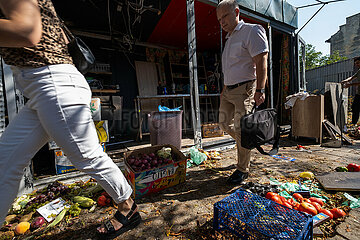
[135,94,220,140]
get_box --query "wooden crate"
[292,95,324,143]
[202,123,224,138]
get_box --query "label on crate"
[138,166,178,184]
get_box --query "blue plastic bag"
[158,105,182,112]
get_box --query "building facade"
[326,13,360,59]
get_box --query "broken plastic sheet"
[187,146,207,168]
[236,0,298,28]
[271,154,296,162]
[270,178,328,202]
[342,193,360,209]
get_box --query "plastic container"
[213,189,313,239]
[148,111,183,150]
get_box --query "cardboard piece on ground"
[37,197,70,222]
[323,119,352,145]
[316,172,360,191]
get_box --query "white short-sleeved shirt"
[222,20,269,86]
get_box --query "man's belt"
[226,79,255,90]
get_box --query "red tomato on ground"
[299,202,318,216]
[319,209,333,219]
[293,193,304,202]
[266,192,278,200]
[97,195,108,206]
[309,197,324,207]
[347,163,360,172]
[283,201,293,209]
[271,195,283,205]
[330,208,346,219]
[310,202,322,212]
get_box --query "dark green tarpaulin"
[203,0,298,29]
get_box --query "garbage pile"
[0,179,110,239]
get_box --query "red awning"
[147,0,221,51]
[147,0,264,51]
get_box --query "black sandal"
[98,203,141,239]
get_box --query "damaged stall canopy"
[204,0,298,29]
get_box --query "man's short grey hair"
[217,0,239,11]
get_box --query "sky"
[286,0,360,55]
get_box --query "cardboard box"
[90,98,101,121]
[202,123,224,138]
[124,145,187,199]
[54,143,106,175]
[94,120,109,143]
[54,150,77,174]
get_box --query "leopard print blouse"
[0,0,73,67]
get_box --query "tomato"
[299,202,318,216]
[283,201,293,209]
[97,195,108,207]
[101,191,110,197]
[347,163,360,172]
[310,202,322,212]
[309,197,324,207]
[303,198,312,204]
[293,202,300,210]
[287,198,299,208]
[271,195,283,205]
[293,193,304,202]
[319,209,333,219]
[266,192,278,200]
[279,196,287,204]
[330,208,346,219]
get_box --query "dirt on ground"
[2,135,360,240]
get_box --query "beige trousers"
[218,81,256,173]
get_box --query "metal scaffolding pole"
[186,0,202,148]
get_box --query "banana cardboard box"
[90,98,101,121]
[53,120,108,175]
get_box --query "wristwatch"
[256,88,265,93]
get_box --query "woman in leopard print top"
[0,0,73,67]
[0,0,140,237]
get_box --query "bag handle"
[59,18,74,41]
[255,125,280,156]
[250,106,280,156]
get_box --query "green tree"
[301,44,323,70]
[319,50,347,65]
[300,44,347,70]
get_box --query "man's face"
[355,60,360,68]
[216,5,239,33]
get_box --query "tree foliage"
[300,44,347,70]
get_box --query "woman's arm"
[0,0,42,47]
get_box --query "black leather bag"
[240,108,280,155]
[62,25,95,74]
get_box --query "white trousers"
[0,64,132,224]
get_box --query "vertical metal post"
[268,25,274,108]
[296,34,301,92]
[301,42,306,91]
[186,0,202,148]
[2,59,33,196]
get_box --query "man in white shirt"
[217,0,269,184]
